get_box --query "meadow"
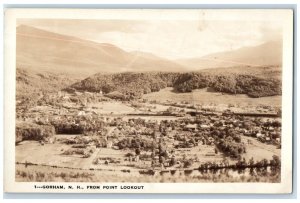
[143,87,282,107]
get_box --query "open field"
[16,140,133,170]
[87,101,137,114]
[16,141,90,169]
[241,136,281,162]
[143,87,281,107]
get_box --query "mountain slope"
[16,68,78,112]
[16,25,187,78]
[176,40,282,70]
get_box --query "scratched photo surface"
[14,11,284,184]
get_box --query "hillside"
[17,25,186,77]
[176,41,282,70]
[16,25,282,102]
[69,66,282,99]
[16,68,78,111]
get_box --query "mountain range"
[16,25,282,78]
[176,41,282,69]
[16,25,185,77]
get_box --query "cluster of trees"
[198,155,280,171]
[52,123,85,134]
[70,71,281,100]
[210,127,242,142]
[117,137,154,151]
[16,122,55,144]
[216,137,246,159]
[236,155,281,170]
[174,73,281,98]
[46,116,106,134]
[62,147,95,158]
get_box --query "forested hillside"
[69,66,281,99]
[16,68,78,111]
[69,72,179,99]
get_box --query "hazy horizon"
[17,19,282,60]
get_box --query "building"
[185,124,197,131]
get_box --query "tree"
[183,159,193,168]
[135,148,141,156]
[159,155,165,164]
[169,157,176,166]
[271,155,281,169]
[214,148,219,154]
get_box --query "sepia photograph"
[4,8,294,193]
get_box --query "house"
[133,155,140,162]
[185,124,197,131]
[200,124,210,129]
[276,138,281,143]
[78,111,86,116]
[107,140,113,148]
[256,132,263,138]
[46,137,56,144]
[205,152,215,156]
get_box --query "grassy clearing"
[241,136,281,162]
[143,87,281,107]
[87,101,136,114]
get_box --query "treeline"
[198,155,281,171]
[69,71,281,99]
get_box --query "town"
[15,88,281,182]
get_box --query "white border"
[3,8,294,194]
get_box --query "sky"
[17,18,282,59]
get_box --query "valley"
[15,23,283,183]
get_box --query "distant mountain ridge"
[16,25,187,78]
[176,40,282,70]
[17,25,282,78]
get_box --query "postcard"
[4,8,293,193]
